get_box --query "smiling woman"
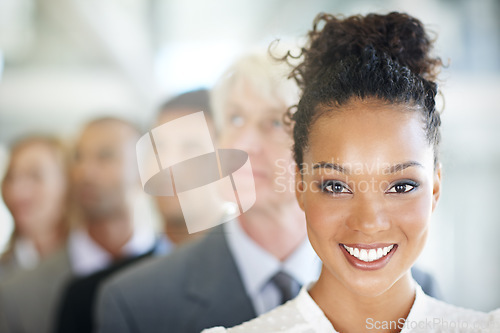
[0,136,70,279]
[203,11,500,333]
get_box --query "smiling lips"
[343,244,394,262]
[340,243,398,270]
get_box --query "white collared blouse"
[203,282,500,333]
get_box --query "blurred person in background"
[153,88,217,245]
[95,52,323,333]
[54,89,216,333]
[0,136,70,280]
[0,117,157,333]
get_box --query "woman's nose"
[346,194,391,235]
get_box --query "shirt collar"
[296,283,338,332]
[400,280,433,332]
[282,237,322,287]
[224,219,321,297]
[68,226,156,277]
[295,280,428,333]
[122,226,157,257]
[155,233,175,256]
[13,237,40,269]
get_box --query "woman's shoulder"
[409,290,500,332]
[202,287,335,333]
[426,293,499,318]
[202,300,308,333]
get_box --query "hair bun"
[297,12,442,89]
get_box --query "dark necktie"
[270,271,301,305]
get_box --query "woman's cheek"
[305,195,346,242]
[391,194,433,240]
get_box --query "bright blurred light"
[154,40,243,97]
[0,50,4,82]
[0,144,14,255]
[0,203,13,255]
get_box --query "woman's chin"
[346,278,394,298]
[329,269,398,298]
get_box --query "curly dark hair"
[281,12,443,169]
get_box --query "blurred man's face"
[154,109,216,229]
[72,121,138,220]
[218,79,296,209]
[155,109,216,160]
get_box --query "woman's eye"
[387,182,418,194]
[321,181,351,195]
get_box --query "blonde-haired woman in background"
[0,135,70,279]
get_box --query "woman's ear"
[295,165,305,211]
[432,163,442,212]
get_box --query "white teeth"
[343,244,395,262]
[368,249,377,261]
[359,249,368,261]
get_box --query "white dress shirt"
[204,281,500,333]
[68,227,156,277]
[224,219,321,316]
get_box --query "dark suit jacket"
[55,247,156,333]
[96,226,441,333]
[96,226,255,333]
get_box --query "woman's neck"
[30,225,66,258]
[309,269,415,333]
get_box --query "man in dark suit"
[97,227,256,332]
[95,53,441,333]
[55,248,157,333]
[54,89,214,333]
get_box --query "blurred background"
[0,0,499,311]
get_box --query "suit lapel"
[183,225,256,331]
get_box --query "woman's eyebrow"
[385,161,424,174]
[312,162,349,174]
[311,161,424,174]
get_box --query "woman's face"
[296,99,441,297]
[2,142,67,236]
